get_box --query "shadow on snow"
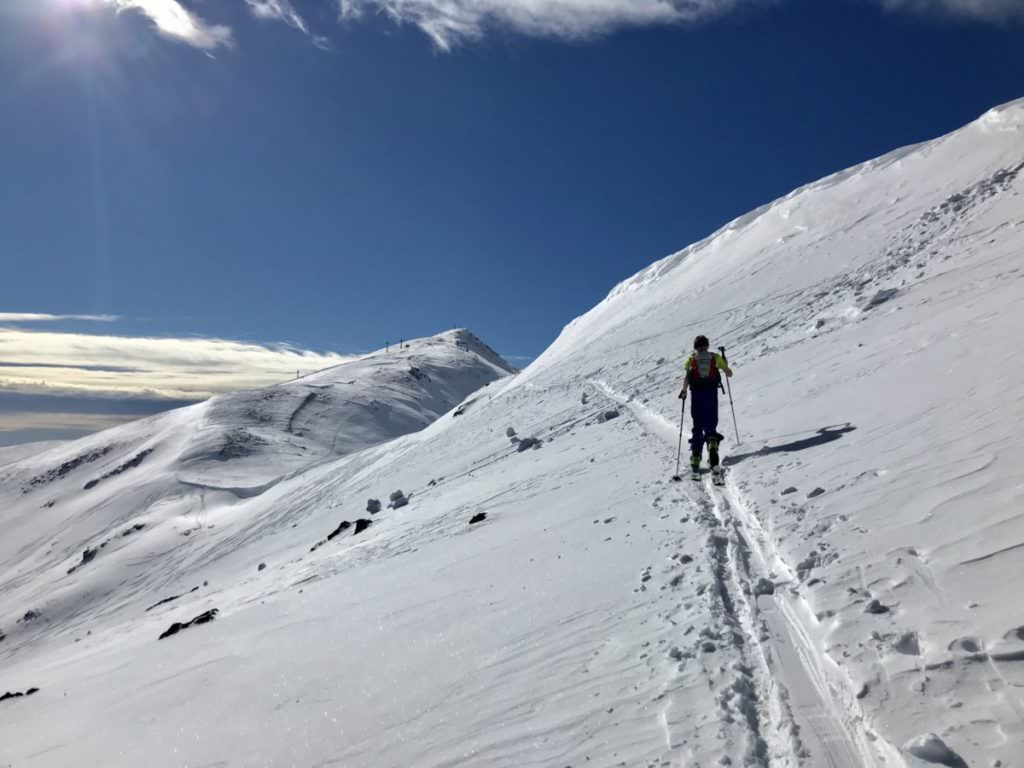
[723,423,856,466]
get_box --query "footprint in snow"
[947,637,985,658]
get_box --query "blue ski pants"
[689,388,719,456]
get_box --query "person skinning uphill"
[678,335,733,479]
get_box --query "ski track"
[590,377,902,768]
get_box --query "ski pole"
[719,346,740,445]
[672,394,686,481]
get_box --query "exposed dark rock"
[68,545,100,575]
[159,609,219,640]
[680,554,693,564]
[506,427,517,437]
[796,552,820,581]
[807,487,826,498]
[353,519,372,535]
[754,578,776,596]
[1,688,39,703]
[389,492,409,509]
[0,629,5,642]
[469,512,487,525]
[781,487,798,495]
[326,521,352,541]
[366,498,381,514]
[24,445,113,493]
[20,610,40,623]
[122,523,147,537]
[597,409,620,423]
[84,448,154,490]
[389,490,405,502]
[258,563,267,572]
[146,594,183,612]
[864,599,890,615]
[517,437,542,452]
[864,288,899,309]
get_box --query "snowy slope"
[2,99,1024,768]
[0,329,512,656]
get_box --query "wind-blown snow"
[2,101,1024,767]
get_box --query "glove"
[677,389,686,400]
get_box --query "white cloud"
[877,0,1024,21]
[0,313,119,323]
[245,0,310,33]
[244,0,332,47]
[332,0,1024,48]
[335,0,744,49]
[103,0,234,49]
[64,0,1020,52]
[0,328,356,401]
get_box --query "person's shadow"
[722,423,856,466]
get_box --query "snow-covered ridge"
[526,97,1024,379]
[0,329,511,652]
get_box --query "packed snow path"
[592,379,893,768]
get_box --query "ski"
[711,466,725,486]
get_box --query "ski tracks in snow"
[590,378,900,768]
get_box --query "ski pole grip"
[718,346,728,363]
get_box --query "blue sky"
[1,0,1023,444]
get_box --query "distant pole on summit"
[386,341,389,352]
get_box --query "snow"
[3,99,1024,767]
[0,440,65,469]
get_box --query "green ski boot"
[707,438,720,469]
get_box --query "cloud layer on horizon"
[0,327,355,401]
[0,313,119,323]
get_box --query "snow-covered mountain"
[2,99,1023,768]
[0,329,512,653]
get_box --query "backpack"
[687,350,720,390]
